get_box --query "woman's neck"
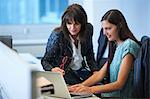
[71,35,78,40]
[116,39,123,46]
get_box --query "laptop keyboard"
[70,92,93,97]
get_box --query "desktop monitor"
[0,41,38,99]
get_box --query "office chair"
[133,36,150,98]
[96,29,108,69]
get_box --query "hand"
[51,67,65,75]
[68,84,81,92]
[68,84,92,93]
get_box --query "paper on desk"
[36,77,52,87]
[36,76,55,96]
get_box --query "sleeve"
[122,40,140,59]
[41,31,62,71]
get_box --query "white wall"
[120,0,149,40]
[83,0,120,54]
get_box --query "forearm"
[83,62,108,86]
[82,71,105,86]
[42,31,62,71]
[90,81,122,94]
[41,61,53,71]
[41,56,54,71]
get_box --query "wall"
[0,24,59,57]
[83,0,120,55]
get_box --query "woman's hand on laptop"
[68,84,93,93]
[51,67,65,75]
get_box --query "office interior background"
[0,0,149,99]
[0,0,149,58]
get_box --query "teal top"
[101,39,140,98]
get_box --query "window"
[0,0,68,24]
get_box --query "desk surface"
[40,95,100,99]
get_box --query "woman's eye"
[106,27,111,30]
[67,22,72,24]
[75,23,80,25]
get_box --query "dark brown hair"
[55,4,88,42]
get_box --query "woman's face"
[66,20,81,36]
[102,20,120,42]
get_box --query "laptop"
[32,71,94,99]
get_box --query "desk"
[20,53,100,99]
[40,95,100,99]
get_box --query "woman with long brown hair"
[69,9,140,98]
[41,4,99,85]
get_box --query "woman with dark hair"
[69,9,140,98]
[41,4,99,85]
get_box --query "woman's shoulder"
[50,27,64,38]
[121,38,140,58]
[86,23,93,32]
[123,39,140,48]
[47,28,64,44]
[86,23,93,28]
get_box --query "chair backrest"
[0,35,12,48]
[133,36,150,98]
[96,29,108,69]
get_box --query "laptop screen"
[32,71,72,99]
[32,71,94,99]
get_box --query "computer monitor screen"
[0,41,31,99]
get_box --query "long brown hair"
[101,9,140,79]
[55,4,88,42]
